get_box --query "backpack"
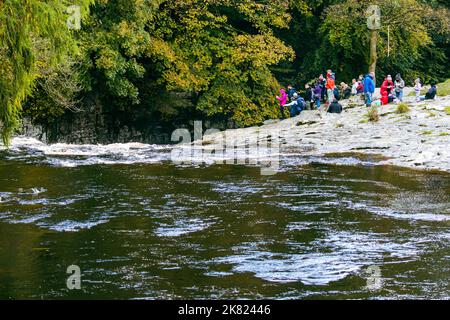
[333,88,340,101]
[298,97,306,110]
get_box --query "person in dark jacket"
[327,99,343,114]
[305,84,314,109]
[341,82,351,99]
[313,82,322,109]
[318,74,326,102]
[364,72,375,107]
[424,83,437,100]
[287,85,297,102]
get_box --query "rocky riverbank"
[6,88,450,173]
[199,89,450,173]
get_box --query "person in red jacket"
[380,75,394,96]
[381,90,389,105]
[325,71,336,105]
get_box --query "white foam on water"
[347,201,450,222]
[31,187,47,195]
[0,192,12,203]
[211,231,423,285]
[7,136,284,171]
[8,137,173,167]
[39,218,110,232]
[154,218,216,237]
[8,213,52,224]
[211,181,268,194]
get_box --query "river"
[0,138,449,299]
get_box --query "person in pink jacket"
[276,88,287,119]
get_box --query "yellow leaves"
[116,20,131,38]
[95,47,118,70]
[230,34,295,68]
[163,58,208,92]
[236,0,291,30]
[147,37,177,63]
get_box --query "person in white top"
[351,79,358,96]
[414,78,422,102]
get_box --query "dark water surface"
[0,148,449,299]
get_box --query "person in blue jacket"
[364,72,375,107]
[287,85,297,102]
[283,93,305,117]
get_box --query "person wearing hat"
[394,74,405,102]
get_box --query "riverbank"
[200,88,450,173]
[5,88,450,173]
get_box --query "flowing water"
[0,138,449,299]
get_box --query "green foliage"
[281,0,450,85]
[0,0,92,145]
[80,0,294,126]
[2,0,450,143]
[320,0,431,80]
[396,103,411,114]
[24,57,83,124]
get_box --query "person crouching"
[327,99,343,114]
[283,93,306,117]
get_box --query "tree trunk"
[369,29,378,78]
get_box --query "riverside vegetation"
[1,0,450,145]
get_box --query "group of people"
[364,73,437,107]
[276,70,439,118]
[276,70,343,118]
[414,78,438,102]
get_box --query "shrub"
[396,103,410,114]
[367,107,379,122]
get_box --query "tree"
[0,0,92,145]
[281,0,450,85]
[81,0,295,127]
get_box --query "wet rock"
[201,92,450,173]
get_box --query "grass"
[407,78,450,96]
[444,107,450,115]
[421,130,433,135]
[396,103,410,114]
[438,79,450,96]
[367,106,379,122]
[439,132,449,136]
